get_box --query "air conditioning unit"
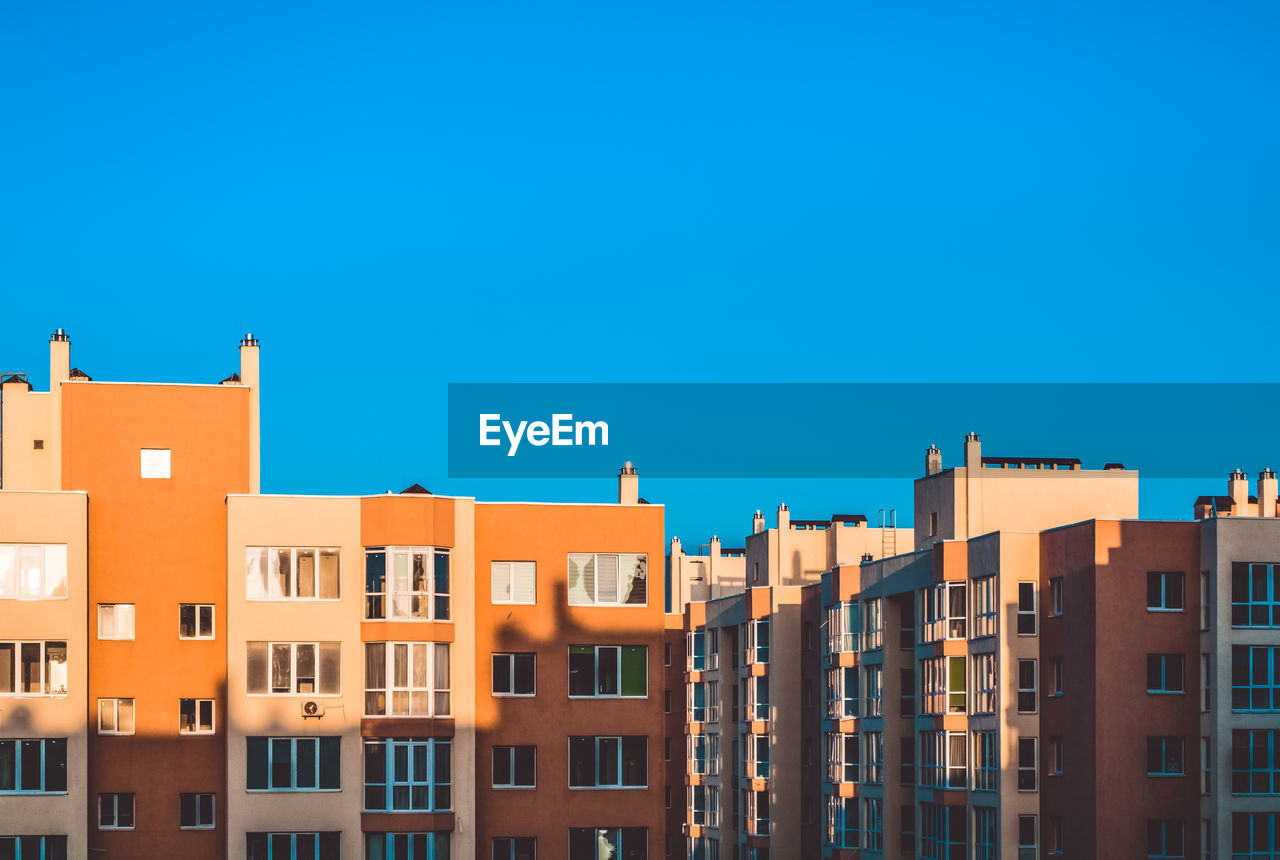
[301,700,326,719]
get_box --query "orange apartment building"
[0,331,667,860]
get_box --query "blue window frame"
[1233,563,1280,628]
[1234,646,1280,712]
[1233,812,1280,860]
[1233,730,1280,795]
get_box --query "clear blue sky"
[2,0,1276,544]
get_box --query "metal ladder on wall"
[879,508,897,557]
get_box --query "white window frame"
[179,603,215,640]
[863,598,883,651]
[365,546,450,621]
[0,544,69,601]
[1018,738,1039,792]
[98,603,135,640]
[864,664,883,717]
[973,653,997,714]
[747,619,770,664]
[364,641,450,717]
[566,552,648,607]
[99,792,135,829]
[179,792,215,830]
[98,698,135,735]
[247,642,342,697]
[1017,582,1038,636]
[140,447,171,479]
[179,698,216,734]
[246,547,341,602]
[1017,659,1038,714]
[972,575,997,638]
[747,674,769,721]
[0,640,68,698]
[491,560,536,605]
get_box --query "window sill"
[0,694,69,699]
[568,695,648,701]
[363,714,451,719]
[180,826,216,830]
[1146,691,1186,696]
[491,601,537,607]
[179,637,217,642]
[179,731,217,736]
[0,791,68,796]
[247,788,342,794]
[362,808,452,814]
[568,786,649,790]
[492,693,536,698]
[491,785,537,790]
[247,693,343,698]
[1146,608,1185,613]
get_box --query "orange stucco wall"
[64,381,250,859]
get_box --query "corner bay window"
[920,581,966,642]
[366,547,451,620]
[246,547,340,600]
[569,645,646,698]
[365,642,450,717]
[567,553,648,606]
[364,738,451,812]
[247,642,340,696]
[0,641,67,697]
[568,736,647,788]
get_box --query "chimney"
[670,535,682,555]
[618,461,639,505]
[240,334,261,494]
[777,503,790,531]
[752,510,765,534]
[925,444,942,476]
[710,535,721,559]
[49,328,70,384]
[1261,469,1278,518]
[1229,468,1249,514]
[964,432,982,471]
[861,552,874,563]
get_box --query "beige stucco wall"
[225,495,364,859]
[0,386,56,491]
[0,491,88,857]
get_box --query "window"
[900,667,916,717]
[1017,659,1037,713]
[1018,582,1037,635]
[569,828,646,860]
[899,736,915,787]
[865,731,884,784]
[663,642,672,666]
[688,631,706,671]
[0,545,68,600]
[865,664,883,717]
[826,602,859,654]
[493,745,536,789]
[976,806,999,860]
[826,666,858,719]
[1018,737,1038,791]
[973,653,997,714]
[827,732,859,783]
[0,738,67,793]
[491,560,536,605]
[180,698,215,734]
[567,553,647,606]
[1233,813,1280,860]
[1050,817,1064,856]
[864,796,883,851]
[1049,577,1063,616]
[863,598,883,650]
[140,447,170,478]
[492,652,535,697]
[97,604,134,640]
[568,645,646,698]
[689,785,720,827]
[247,737,341,791]
[1232,729,1280,794]
[1233,562,1280,628]
[1149,653,1186,694]
[920,730,967,789]
[246,832,342,860]
[747,789,769,836]
[689,733,720,776]
[1202,571,1211,631]
[245,547,340,601]
[1148,736,1186,776]
[247,642,341,696]
[973,575,997,638]
[363,738,451,811]
[689,835,719,860]
[1203,653,1212,711]
[921,655,966,715]
[364,642,450,716]
[747,619,770,664]
[99,793,135,829]
[492,837,536,860]
[974,730,998,790]
[929,512,938,536]
[921,802,966,860]
[901,805,916,856]
[920,581,966,642]
[1050,736,1064,776]
[746,734,769,779]
[364,547,449,620]
[568,736,647,788]
[826,795,859,849]
[0,836,67,859]
[0,641,67,697]
[180,604,215,639]
[1203,736,1211,795]
[1234,645,1280,711]
[367,833,449,860]
[1049,657,1064,696]
[1149,572,1186,611]
[179,792,215,829]
[97,698,135,735]
[1018,815,1037,860]
[1147,819,1185,858]
[747,674,769,720]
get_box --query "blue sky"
[2,0,1276,543]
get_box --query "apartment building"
[0,331,666,860]
[674,435,1280,860]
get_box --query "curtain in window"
[434,643,450,715]
[621,554,647,605]
[567,554,594,604]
